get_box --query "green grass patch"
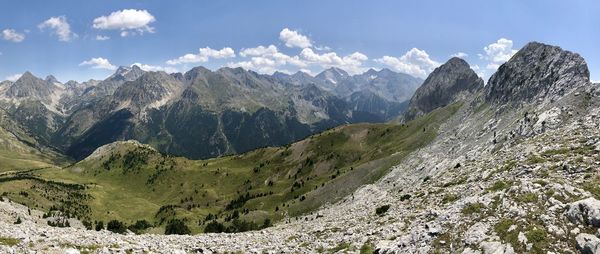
[462,202,484,215]
[329,242,351,253]
[360,242,374,254]
[0,237,20,246]
[515,193,538,203]
[488,180,512,192]
[442,193,459,204]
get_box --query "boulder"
[567,198,600,227]
[576,233,600,254]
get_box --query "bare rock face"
[403,57,483,121]
[576,233,600,254]
[485,42,590,104]
[566,197,600,227]
[5,72,57,101]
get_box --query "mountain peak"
[445,57,470,68]
[403,57,484,121]
[485,41,590,103]
[6,71,56,99]
[316,67,349,84]
[114,66,131,75]
[130,65,143,72]
[45,75,60,84]
[19,71,37,80]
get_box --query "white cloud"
[299,48,368,75]
[375,48,440,78]
[2,29,25,42]
[79,57,117,70]
[131,63,177,73]
[479,38,517,70]
[95,35,110,41]
[5,73,22,82]
[451,52,468,58]
[470,64,486,79]
[240,45,278,57]
[314,45,331,51]
[93,9,155,37]
[166,47,235,65]
[38,16,77,42]
[279,28,312,48]
[299,69,314,76]
[229,44,309,74]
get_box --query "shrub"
[204,220,226,233]
[129,220,152,234]
[262,218,272,229]
[107,220,127,234]
[400,194,411,201]
[375,205,391,216]
[82,220,92,230]
[165,219,191,235]
[95,221,104,231]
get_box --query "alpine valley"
[0,41,599,254]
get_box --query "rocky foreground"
[0,90,597,254]
[0,42,599,253]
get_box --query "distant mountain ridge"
[0,65,423,160]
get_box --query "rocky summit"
[403,57,484,121]
[485,42,591,104]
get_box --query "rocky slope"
[0,41,596,254]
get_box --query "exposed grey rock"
[567,198,600,227]
[403,57,483,121]
[576,233,600,254]
[485,42,590,104]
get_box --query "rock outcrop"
[567,198,600,227]
[403,57,483,121]
[485,42,590,104]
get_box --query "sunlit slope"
[5,103,460,233]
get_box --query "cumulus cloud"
[93,9,156,36]
[279,28,312,48]
[38,16,77,42]
[479,38,518,70]
[5,73,22,82]
[79,57,117,70]
[451,52,468,58]
[2,29,25,42]
[131,63,177,73]
[95,35,110,41]
[166,47,235,65]
[229,45,309,74]
[375,48,440,78]
[300,48,368,74]
[240,45,278,57]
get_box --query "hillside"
[0,41,597,254]
[0,102,459,235]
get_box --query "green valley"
[0,103,461,234]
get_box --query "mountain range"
[0,41,598,253]
[0,66,422,160]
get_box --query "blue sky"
[0,0,598,82]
